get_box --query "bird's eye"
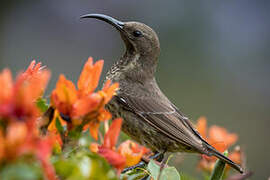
[133,30,143,37]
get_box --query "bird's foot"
[121,151,164,174]
[121,161,146,174]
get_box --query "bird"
[80,13,243,173]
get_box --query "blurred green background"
[1,0,269,179]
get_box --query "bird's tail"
[206,145,243,173]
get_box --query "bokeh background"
[1,0,269,179]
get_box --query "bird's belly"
[106,100,189,153]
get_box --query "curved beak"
[80,14,124,32]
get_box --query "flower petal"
[36,137,57,180]
[118,140,146,167]
[89,143,99,153]
[102,80,119,104]
[103,118,122,149]
[22,60,41,78]
[98,146,126,174]
[208,126,238,150]
[97,108,112,122]
[196,116,207,139]
[0,69,13,104]
[71,93,101,118]
[51,75,77,115]
[89,121,100,140]
[77,57,104,96]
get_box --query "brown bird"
[80,13,243,173]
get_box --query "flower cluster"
[0,61,56,180]
[50,57,118,139]
[196,116,242,173]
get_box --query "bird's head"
[80,14,160,67]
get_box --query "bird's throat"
[106,52,156,85]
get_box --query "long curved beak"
[80,14,124,32]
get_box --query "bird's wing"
[114,92,205,151]
[113,90,243,173]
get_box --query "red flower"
[90,118,150,175]
[98,118,126,174]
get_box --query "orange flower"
[196,116,241,172]
[50,57,118,139]
[51,75,78,117]
[208,125,238,153]
[118,140,150,167]
[98,147,126,175]
[103,118,122,149]
[0,69,13,104]
[101,80,119,104]
[51,57,104,118]
[77,58,103,97]
[90,118,150,175]
[92,118,126,174]
[196,117,238,153]
[0,60,50,120]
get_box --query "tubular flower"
[50,57,119,139]
[90,118,150,175]
[0,60,50,120]
[196,116,242,172]
[91,118,126,175]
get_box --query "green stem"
[210,150,228,180]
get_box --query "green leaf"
[210,151,228,180]
[160,166,181,180]
[147,160,181,180]
[55,117,64,134]
[147,160,160,180]
[36,98,49,113]
[0,161,43,180]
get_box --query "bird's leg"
[157,152,168,180]
[121,161,145,174]
[149,152,164,162]
[121,151,164,174]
